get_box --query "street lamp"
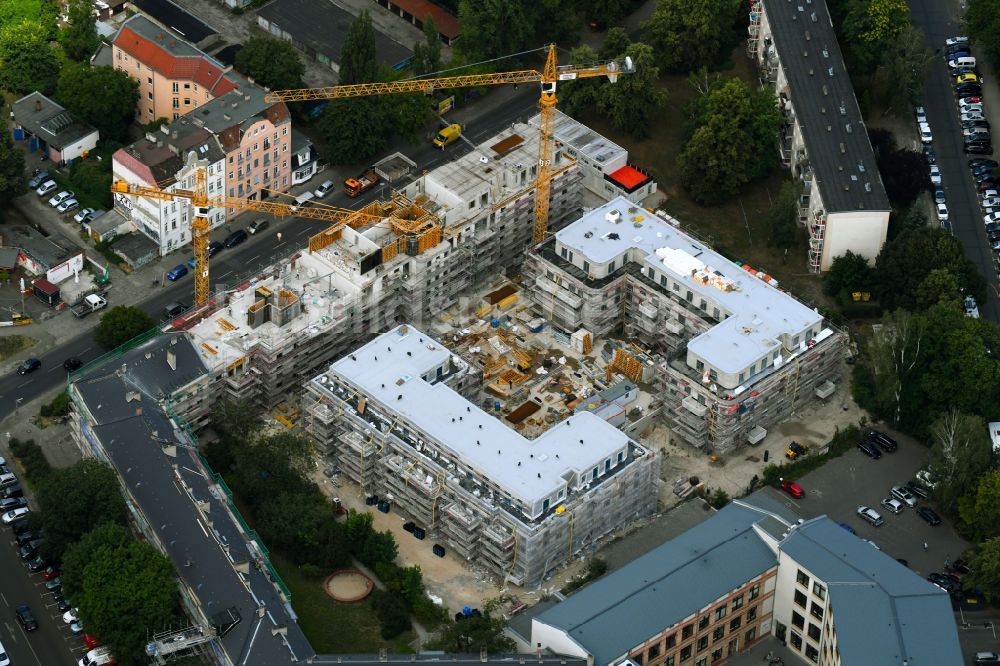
[14,398,23,414]
[276,232,283,244]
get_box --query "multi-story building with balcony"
[524,198,846,454]
[112,117,226,256]
[747,0,890,272]
[112,14,238,122]
[302,325,660,588]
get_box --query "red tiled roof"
[388,0,460,39]
[114,26,238,96]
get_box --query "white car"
[965,295,981,318]
[313,180,335,198]
[857,505,884,526]
[915,106,927,124]
[985,211,1000,224]
[56,198,79,213]
[936,203,949,221]
[946,36,970,47]
[919,122,933,144]
[48,190,74,207]
[35,180,57,196]
[1,507,28,524]
[929,165,942,184]
[73,207,95,223]
[960,103,984,114]
[881,498,904,514]
[0,638,9,666]
[891,485,918,507]
[983,188,999,199]
[962,111,986,122]
[62,608,78,624]
[982,197,1000,208]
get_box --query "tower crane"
[112,174,439,306]
[264,44,634,243]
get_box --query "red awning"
[607,165,652,191]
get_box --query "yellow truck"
[433,123,462,149]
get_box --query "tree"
[411,16,442,76]
[888,206,929,240]
[965,537,1000,603]
[210,399,264,449]
[374,590,412,638]
[914,267,963,311]
[873,25,933,113]
[872,145,929,208]
[558,45,604,117]
[0,102,27,213]
[55,64,139,142]
[457,0,534,61]
[961,469,1000,540]
[76,538,182,663]
[94,306,156,349]
[59,0,98,61]
[60,522,132,600]
[599,26,631,61]
[36,458,127,559]
[966,0,1000,74]
[842,0,911,71]
[824,251,875,296]
[340,11,380,85]
[766,180,800,248]
[928,409,994,514]
[0,20,61,95]
[677,78,781,204]
[597,42,666,138]
[642,0,742,73]
[431,598,515,652]
[234,36,305,91]
[866,309,924,424]
[587,0,632,29]
[532,0,582,46]
[0,0,58,40]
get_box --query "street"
[0,86,541,422]
[909,0,1000,323]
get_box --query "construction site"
[302,324,660,589]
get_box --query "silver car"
[857,505,884,526]
[890,485,917,507]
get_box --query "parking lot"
[763,431,969,577]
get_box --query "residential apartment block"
[747,0,890,272]
[532,503,962,666]
[303,325,659,587]
[523,198,845,453]
[112,117,227,255]
[113,14,237,122]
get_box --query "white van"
[949,56,977,70]
[78,646,116,666]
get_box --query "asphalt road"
[0,522,80,666]
[910,0,1000,323]
[0,88,541,422]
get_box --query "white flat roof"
[326,325,632,508]
[556,198,823,374]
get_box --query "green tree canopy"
[0,19,61,95]
[411,15,442,76]
[597,42,666,138]
[587,0,633,29]
[868,128,930,208]
[914,267,963,311]
[430,599,515,652]
[966,0,1000,74]
[94,306,157,350]
[599,26,632,61]
[59,0,98,61]
[234,36,305,91]
[872,24,933,112]
[0,0,58,40]
[457,0,533,61]
[965,537,1000,603]
[0,101,27,215]
[642,0,742,73]
[340,11,380,85]
[557,45,604,117]
[60,522,132,600]
[960,468,1000,540]
[928,409,994,514]
[36,458,127,560]
[766,180,801,249]
[824,251,876,296]
[56,64,139,142]
[677,78,781,204]
[842,0,911,70]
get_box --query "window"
[714,606,726,621]
[749,584,760,600]
[794,591,807,609]
[631,656,643,666]
[791,612,804,629]
[184,83,191,89]
[696,636,707,652]
[147,76,152,84]
[184,98,191,105]
[809,602,823,621]
[812,583,826,601]
[665,658,674,666]
[746,606,757,622]
[682,624,694,640]
[805,645,818,663]
[744,627,756,644]
[680,646,692,662]
[796,570,810,587]
[695,660,706,666]
[712,627,724,642]
[807,624,820,641]
[172,98,179,108]
[711,649,722,662]
[728,616,741,632]
[790,632,802,651]
[647,645,660,660]
[608,260,615,272]
[665,634,677,649]
[698,615,709,630]
[147,92,153,100]
[583,261,590,273]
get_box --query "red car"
[41,566,60,580]
[84,634,100,650]
[780,479,804,499]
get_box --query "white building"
[112,118,226,256]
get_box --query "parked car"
[17,358,41,375]
[63,357,83,372]
[919,123,933,144]
[960,96,983,105]
[857,505,884,526]
[166,264,188,281]
[73,207,96,224]
[41,566,59,581]
[924,144,937,164]
[985,212,1000,224]
[15,605,37,631]
[63,609,78,624]
[313,180,335,198]
[948,558,972,576]
[838,522,856,535]
[223,229,248,248]
[780,479,804,499]
[857,439,882,459]
[890,485,917,506]
[934,188,946,204]
[70,620,83,635]
[247,218,269,235]
[14,530,35,546]
[35,180,57,196]
[929,165,942,184]
[974,652,1000,665]
[44,577,61,591]
[915,105,927,124]
[208,240,223,257]
[927,572,957,593]
[867,430,898,452]
[48,190,74,207]
[955,84,982,96]
[956,73,981,85]
[27,556,49,572]
[963,120,991,132]
[945,35,970,47]
[0,637,9,666]
[917,506,942,525]
[27,171,49,189]
[0,497,27,512]
[964,141,993,154]
[0,508,27,524]
[880,498,904,514]
[936,203,949,221]
[163,301,187,319]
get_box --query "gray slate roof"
[11,92,97,151]
[130,0,218,45]
[781,517,963,665]
[535,504,776,666]
[765,0,889,214]
[73,334,314,665]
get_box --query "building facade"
[302,325,660,587]
[747,0,890,272]
[523,198,845,454]
[112,14,237,122]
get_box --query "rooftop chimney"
[35,99,41,112]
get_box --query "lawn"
[0,334,36,361]
[270,553,417,653]
[573,48,831,309]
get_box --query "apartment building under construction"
[523,197,846,454]
[302,325,660,588]
[182,118,584,410]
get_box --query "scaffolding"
[747,0,763,59]
[808,208,826,273]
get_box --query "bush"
[39,391,71,418]
[412,594,448,628]
[8,437,53,486]
[299,563,326,579]
[762,425,863,485]
[708,488,730,509]
[373,590,411,639]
